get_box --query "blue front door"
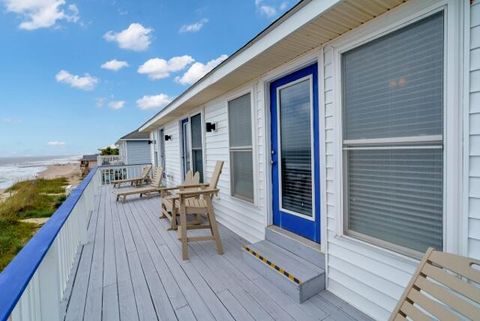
[271,64,321,242]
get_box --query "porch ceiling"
[141,0,406,130]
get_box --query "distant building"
[116,130,151,165]
[80,154,98,176]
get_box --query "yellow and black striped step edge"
[243,245,302,285]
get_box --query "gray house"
[116,130,151,165]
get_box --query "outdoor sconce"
[206,122,216,132]
[148,140,153,145]
[165,135,172,141]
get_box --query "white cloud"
[101,59,129,71]
[1,117,22,124]
[175,54,228,85]
[3,0,80,30]
[179,18,208,33]
[138,55,194,80]
[55,70,98,90]
[104,23,152,51]
[108,100,125,110]
[136,94,173,110]
[255,0,289,18]
[96,97,105,107]
[47,141,65,146]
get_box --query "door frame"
[270,63,321,243]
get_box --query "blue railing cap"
[0,167,98,321]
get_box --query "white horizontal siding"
[469,1,480,260]
[322,45,418,321]
[204,86,266,242]
[126,141,150,165]
[164,121,181,186]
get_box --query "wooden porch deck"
[62,185,373,321]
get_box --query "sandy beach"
[37,163,82,185]
[0,163,81,203]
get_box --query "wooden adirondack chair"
[159,170,201,230]
[115,167,164,202]
[112,165,152,188]
[169,161,224,260]
[389,247,480,321]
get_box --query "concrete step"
[265,225,325,268]
[242,240,325,303]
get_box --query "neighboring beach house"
[116,130,151,165]
[79,154,98,176]
[137,0,480,319]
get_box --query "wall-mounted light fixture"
[206,122,216,132]
[148,140,153,144]
[165,135,172,141]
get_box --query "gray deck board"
[63,185,373,321]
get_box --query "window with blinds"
[190,113,204,182]
[342,12,444,254]
[228,93,254,202]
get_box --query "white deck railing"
[98,163,151,185]
[96,155,122,166]
[0,163,150,321]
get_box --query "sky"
[0,0,297,157]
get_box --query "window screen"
[228,93,254,202]
[342,12,444,254]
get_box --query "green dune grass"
[0,178,68,271]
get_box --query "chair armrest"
[158,186,181,192]
[177,188,219,198]
[179,183,209,189]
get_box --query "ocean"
[0,155,81,189]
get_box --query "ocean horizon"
[0,155,81,189]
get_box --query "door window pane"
[182,121,190,178]
[190,114,204,181]
[279,79,312,216]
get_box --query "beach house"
[138,0,479,318]
[116,130,151,165]
[1,1,480,321]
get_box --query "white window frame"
[226,89,256,204]
[329,0,462,258]
[275,75,316,221]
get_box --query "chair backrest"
[389,247,480,321]
[184,170,199,185]
[181,171,200,192]
[150,167,164,188]
[208,161,224,189]
[141,165,152,179]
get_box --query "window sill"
[333,233,421,266]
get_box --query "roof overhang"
[140,0,405,131]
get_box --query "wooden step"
[242,240,325,303]
[265,225,325,268]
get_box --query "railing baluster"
[37,242,60,321]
